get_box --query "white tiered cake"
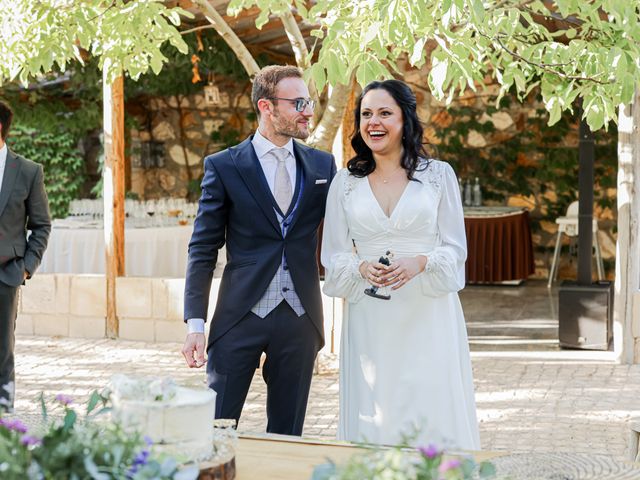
[110,376,217,463]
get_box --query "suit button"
[283,265,288,271]
[282,287,289,292]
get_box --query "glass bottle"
[464,178,472,206]
[472,177,482,207]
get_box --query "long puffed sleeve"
[321,170,367,303]
[420,163,467,296]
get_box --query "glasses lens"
[295,99,315,112]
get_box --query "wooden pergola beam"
[102,73,126,339]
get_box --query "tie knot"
[271,147,289,162]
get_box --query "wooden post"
[615,88,640,364]
[103,72,126,339]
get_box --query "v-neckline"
[366,176,411,220]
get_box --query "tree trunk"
[615,87,640,364]
[192,0,260,77]
[103,73,126,339]
[280,10,318,100]
[307,81,352,152]
[341,78,359,166]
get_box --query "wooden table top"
[234,434,499,480]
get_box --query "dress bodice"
[321,159,467,303]
[341,160,447,258]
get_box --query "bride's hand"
[381,255,427,290]
[359,260,388,288]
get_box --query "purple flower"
[127,449,151,478]
[55,394,73,406]
[143,435,153,446]
[418,444,441,459]
[20,435,41,447]
[0,417,28,433]
[438,458,462,473]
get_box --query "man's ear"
[257,98,273,117]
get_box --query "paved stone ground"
[9,281,640,462]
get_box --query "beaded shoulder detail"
[416,159,447,194]
[342,169,357,199]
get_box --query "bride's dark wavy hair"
[347,79,431,179]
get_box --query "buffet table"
[464,207,535,284]
[39,221,194,278]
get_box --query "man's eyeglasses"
[266,97,316,112]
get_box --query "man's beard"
[273,111,309,139]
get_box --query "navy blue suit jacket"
[184,136,336,350]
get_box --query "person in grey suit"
[0,101,51,411]
[181,65,336,435]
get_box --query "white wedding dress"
[321,160,480,450]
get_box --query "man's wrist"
[186,318,205,334]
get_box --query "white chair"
[547,201,604,288]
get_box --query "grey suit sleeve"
[24,164,51,277]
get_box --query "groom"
[182,65,336,435]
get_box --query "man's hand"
[182,333,206,368]
[23,271,29,281]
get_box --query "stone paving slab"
[9,335,640,462]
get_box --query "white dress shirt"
[0,143,7,196]
[187,131,297,334]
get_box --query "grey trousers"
[0,282,18,411]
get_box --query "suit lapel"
[230,137,281,234]
[287,141,319,232]
[0,150,22,218]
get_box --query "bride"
[321,79,480,449]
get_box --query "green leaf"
[86,391,101,415]
[310,63,327,90]
[63,409,77,431]
[40,392,48,422]
[548,99,562,126]
[471,0,485,21]
[410,37,427,66]
[585,98,605,131]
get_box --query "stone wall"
[16,274,343,355]
[127,78,256,201]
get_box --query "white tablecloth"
[40,225,205,278]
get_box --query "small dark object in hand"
[364,251,391,300]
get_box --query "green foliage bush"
[9,126,86,219]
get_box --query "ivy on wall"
[9,126,85,219]
[0,61,103,218]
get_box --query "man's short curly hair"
[251,65,303,117]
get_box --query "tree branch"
[279,8,318,100]
[180,24,217,36]
[479,31,612,85]
[191,0,260,78]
